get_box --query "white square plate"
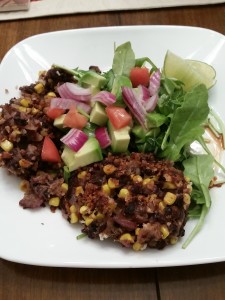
[0,26,225,268]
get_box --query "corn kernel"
[49,197,60,207]
[119,233,134,243]
[183,193,191,205]
[108,178,119,189]
[61,183,68,192]
[46,92,56,98]
[75,186,84,196]
[102,183,111,195]
[20,180,29,193]
[70,212,78,224]
[31,108,39,115]
[160,225,169,239]
[135,228,141,235]
[103,164,116,175]
[0,140,13,152]
[163,182,176,189]
[95,213,104,220]
[143,178,151,185]
[187,183,192,193]
[133,242,142,251]
[163,192,177,205]
[85,217,93,226]
[18,106,28,113]
[90,211,104,220]
[159,201,166,211]
[118,188,129,199]
[69,205,77,213]
[80,205,88,215]
[132,175,143,183]
[184,176,191,182]
[77,171,87,179]
[170,237,178,245]
[20,98,31,107]
[34,83,45,94]
[12,129,21,136]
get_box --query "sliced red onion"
[144,94,159,112]
[95,127,111,149]
[60,128,88,152]
[138,85,150,101]
[57,82,92,102]
[148,69,161,96]
[50,97,91,114]
[91,91,116,106]
[122,86,147,129]
[56,83,71,99]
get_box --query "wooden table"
[1,4,225,300]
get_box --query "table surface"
[1,4,225,300]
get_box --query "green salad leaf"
[182,154,214,248]
[161,84,209,161]
[112,41,135,76]
[183,154,214,208]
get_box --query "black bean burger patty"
[63,152,192,251]
[0,67,75,179]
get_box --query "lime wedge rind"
[162,50,216,91]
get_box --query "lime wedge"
[163,50,216,91]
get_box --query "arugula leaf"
[187,203,203,218]
[161,84,209,161]
[135,56,158,71]
[182,154,214,248]
[182,204,209,249]
[112,42,135,76]
[183,154,214,208]
[52,64,87,80]
[104,69,115,92]
[111,75,132,105]
[190,186,207,205]
[104,42,134,103]
[146,112,168,128]
[63,166,71,183]
[160,77,184,96]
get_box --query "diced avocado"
[61,137,103,172]
[61,146,75,170]
[90,102,108,126]
[108,121,130,153]
[80,71,107,94]
[53,114,66,130]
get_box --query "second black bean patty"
[63,152,192,250]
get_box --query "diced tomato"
[46,108,65,119]
[129,67,150,88]
[105,106,132,129]
[63,107,88,129]
[41,136,61,163]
